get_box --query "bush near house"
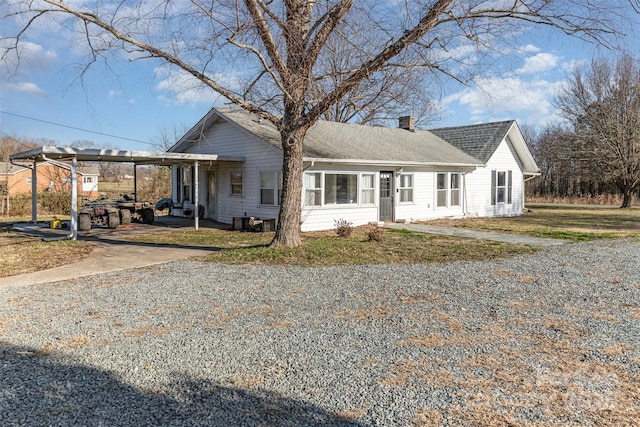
[0,191,71,217]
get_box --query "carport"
[9,146,244,239]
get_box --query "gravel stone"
[1,239,639,426]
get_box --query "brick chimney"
[399,115,415,132]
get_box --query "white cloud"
[0,40,55,98]
[516,53,560,74]
[154,68,241,105]
[519,44,541,53]
[0,40,57,77]
[2,82,48,97]
[444,75,563,125]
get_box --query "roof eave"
[303,157,483,168]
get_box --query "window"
[260,171,282,205]
[436,173,447,207]
[398,173,413,203]
[361,174,375,204]
[182,167,194,202]
[325,173,357,204]
[83,176,94,184]
[230,171,243,195]
[305,173,322,206]
[450,173,460,206]
[304,172,376,206]
[437,172,461,207]
[491,170,513,205]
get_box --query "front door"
[207,171,217,220]
[379,171,394,222]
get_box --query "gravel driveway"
[1,240,639,426]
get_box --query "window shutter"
[507,171,513,204]
[491,170,496,206]
[175,167,183,203]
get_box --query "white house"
[167,108,539,231]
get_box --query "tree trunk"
[270,126,308,248]
[621,190,632,208]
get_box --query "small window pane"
[450,173,459,189]
[261,189,275,205]
[437,173,446,190]
[497,171,506,186]
[451,189,460,206]
[230,171,243,195]
[400,189,413,203]
[260,172,274,188]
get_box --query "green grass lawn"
[427,204,640,242]
[128,226,537,266]
[2,204,639,277]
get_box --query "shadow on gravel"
[1,343,364,426]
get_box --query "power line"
[0,110,154,146]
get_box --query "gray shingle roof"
[429,121,515,163]
[215,108,482,166]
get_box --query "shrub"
[334,218,354,238]
[365,225,384,242]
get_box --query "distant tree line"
[526,55,640,207]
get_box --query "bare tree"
[2,1,637,246]
[556,55,640,207]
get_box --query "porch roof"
[9,146,244,165]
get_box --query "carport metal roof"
[9,145,243,166]
[10,146,244,239]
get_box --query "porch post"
[194,161,199,230]
[69,156,78,240]
[31,160,37,223]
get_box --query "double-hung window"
[491,170,512,205]
[398,173,414,203]
[450,173,461,206]
[361,174,375,204]
[260,171,282,205]
[304,172,322,206]
[178,166,193,202]
[230,171,243,196]
[436,172,461,207]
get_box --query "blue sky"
[1,4,637,152]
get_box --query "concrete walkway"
[385,223,568,247]
[0,217,222,288]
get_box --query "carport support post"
[31,160,37,223]
[70,156,78,240]
[194,161,199,231]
